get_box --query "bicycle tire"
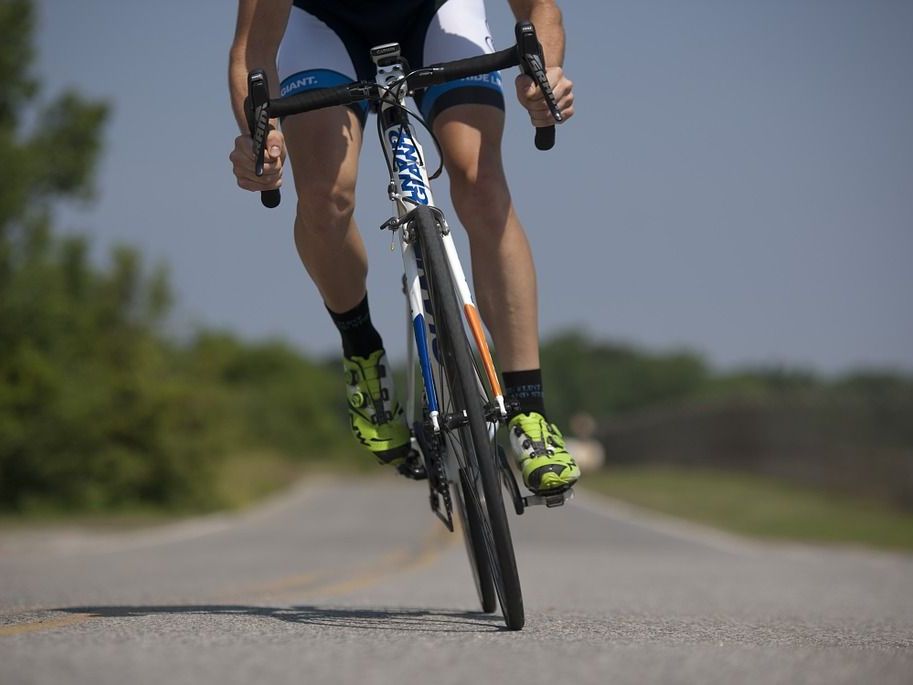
[454,469,497,613]
[412,206,525,630]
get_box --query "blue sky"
[36,0,913,372]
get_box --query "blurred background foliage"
[0,1,356,514]
[1,0,911,529]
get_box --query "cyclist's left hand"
[515,65,574,127]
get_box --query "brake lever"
[515,21,561,151]
[245,69,281,208]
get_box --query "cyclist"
[229,0,579,494]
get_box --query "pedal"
[522,487,575,509]
[396,451,427,480]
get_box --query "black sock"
[503,369,546,418]
[327,294,383,358]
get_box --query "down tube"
[402,235,441,432]
[439,233,506,418]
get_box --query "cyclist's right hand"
[230,128,285,192]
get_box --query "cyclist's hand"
[515,66,574,127]
[230,127,285,191]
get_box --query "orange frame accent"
[463,304,503,398]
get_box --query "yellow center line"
[0,613,94,637]
[286,524,454,601]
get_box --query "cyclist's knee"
[283,108,361,236]
[435,104,510,226]
[295,182,356,235]
[449,163,511,228]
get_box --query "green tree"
[0,0,223,511]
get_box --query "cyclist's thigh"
[434,104,507,188]
[277,5,367,201]
[282,108,363,207]
[412,0,505,129]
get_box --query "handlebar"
[244,20,560,208]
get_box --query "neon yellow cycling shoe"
[344,349,411,465]
[508,412,581,493]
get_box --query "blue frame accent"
[412,314,439,414]
[388,128,431,206]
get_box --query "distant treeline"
[542,333,913,508]
[541,331,913,429]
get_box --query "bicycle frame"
[370,44,507,435]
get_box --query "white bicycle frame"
[371,44,507,436]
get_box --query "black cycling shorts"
[279,0,506,126]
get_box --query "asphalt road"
[2,475,912,684]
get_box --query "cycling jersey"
[279,0,505,125]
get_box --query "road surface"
[2,475,912,684]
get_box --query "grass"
[0,448,374,531]
[583,466,913,551]
[213,448,378,509]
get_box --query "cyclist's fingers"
[229,146,252,173]
[516,68,571,111]
[551,77,574,103]
[524,87,573,119]
[525,103,572,126]
[556,91,575,120]
[234,161,282,183]
[525,101,555,118]
[545,66,567,92]
[231,136,284,176]
[528,111,555,127]
[265,127,285,163]
[229,148,259,179]
[232,129,285,163]
[231,149,283,183]
[232,135,257,162]
[557,101,574,122]
[514,74,543,103]
[235,170,283,192]
[235,170,283,188]
[259,156,283,175]
[237,177,284,192]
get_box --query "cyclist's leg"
[411,0,539,373]
[433,106,540,374]
[418,0,580,491]
[278,6,410,462]
[436,109,579,492]
[277,5,370,313]
[283,108,365,313]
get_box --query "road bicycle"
[245,21,572,631]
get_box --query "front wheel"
[413,206,524,630]
[453,469,497,613]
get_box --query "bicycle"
[244,21,572,632]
